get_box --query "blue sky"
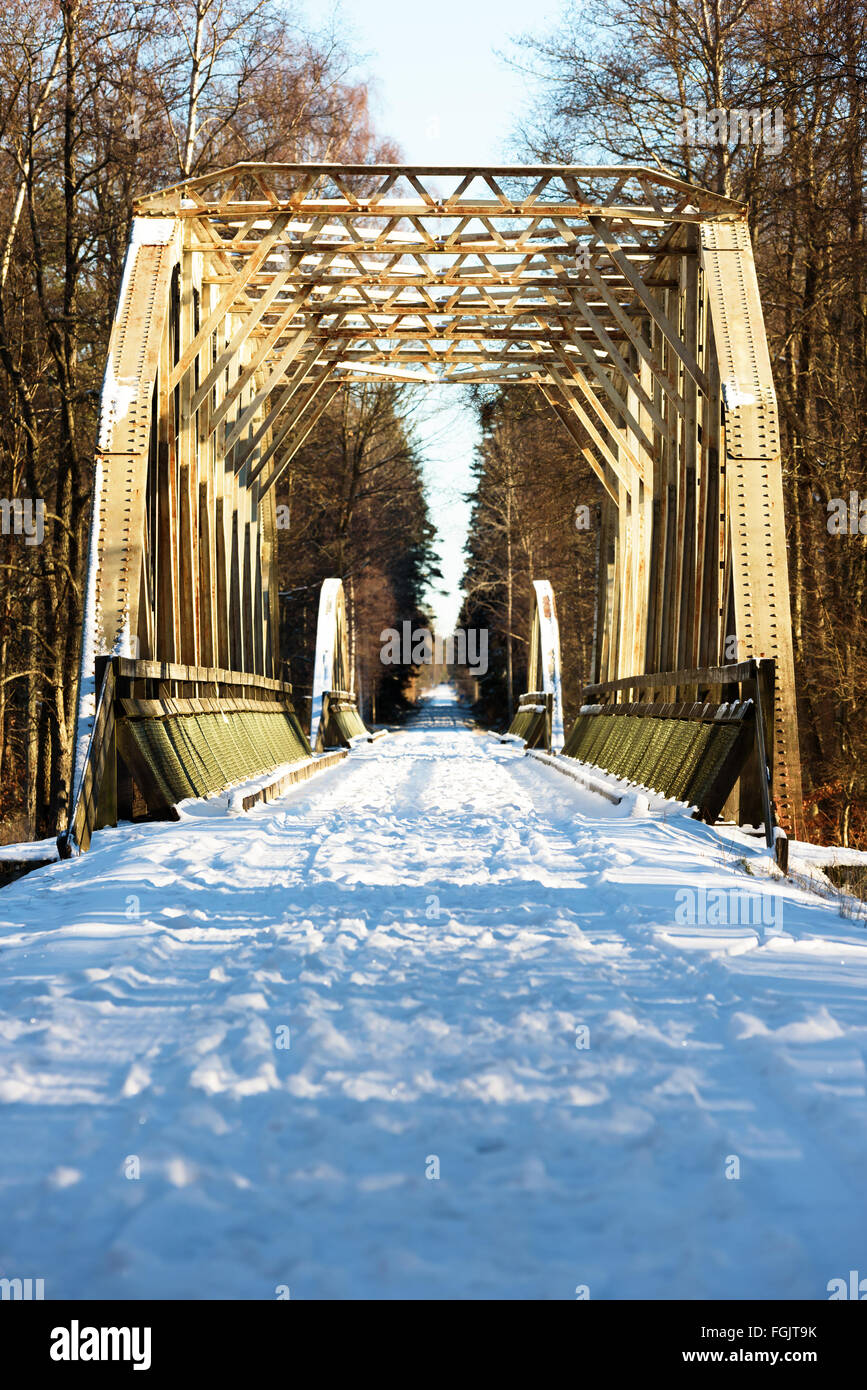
[339,0,560,167]
[334,0,563,632]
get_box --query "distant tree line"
[276,383,439,731]
[459,388,601,727]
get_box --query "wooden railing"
[110,658,293,701]
[581,659,784,867]
[314,688,385,750]
[502,690,554,752]
[59,658,301,858]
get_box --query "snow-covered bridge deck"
[1,690,866,1299]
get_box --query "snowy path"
[1,690,866,1299]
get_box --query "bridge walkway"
[0,689,865,1297]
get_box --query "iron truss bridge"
[63,163,804,854]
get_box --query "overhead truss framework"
[75,163,803,834]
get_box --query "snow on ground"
[1,688,866,1300]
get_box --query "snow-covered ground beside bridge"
[1,688,866,1299]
